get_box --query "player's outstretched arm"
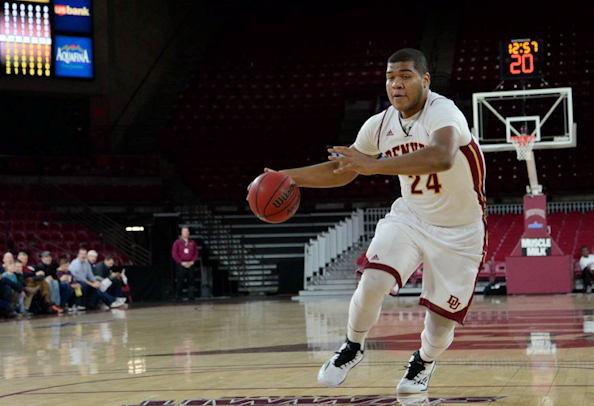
[275,161,356,188]
[329,126,459,176]
[261,147,378,188]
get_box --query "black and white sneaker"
[317,338,364,387]
[397,350,437,393]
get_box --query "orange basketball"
[247,172,300,223]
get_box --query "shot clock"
[500,38,545,80]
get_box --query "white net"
[510,135,537,160]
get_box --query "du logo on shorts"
[447,295,461,310]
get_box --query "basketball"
[248,172,301,223]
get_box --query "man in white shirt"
[579,246,593,293]
[70,248,123,309]
[251,48,486,394]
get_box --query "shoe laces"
[405,352,430,380]
[333,342,362,369]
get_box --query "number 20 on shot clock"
[499,38,545,80]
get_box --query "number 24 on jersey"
[408,174,442,194]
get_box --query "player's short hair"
[388,48,428,75]
[14,259,22,265]
[581,245,589,250]
[59,258,69,265]
[105,255,115,261]
[78,247,87,253]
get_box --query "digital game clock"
[500,38,545,80]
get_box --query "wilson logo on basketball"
[272,183,295,209]
[447,295,461,310]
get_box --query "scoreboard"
[499,38,545,81]
[0,0,93,79]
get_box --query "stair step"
[306,284,357,290]
[213,253,304,260]
[229,275,279,282]
[230,270,275,276]
[221,264,277,271]
[238,286,278,293]
[311,278,357,285]
[238,280,279,287]
[296,289,355,297]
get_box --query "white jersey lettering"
[353,91,486,227]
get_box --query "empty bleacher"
[0,184,133,265]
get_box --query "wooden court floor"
[1,294,594,406]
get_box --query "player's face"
[386,61,430,118]
[582,247,589,257]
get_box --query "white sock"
[347,269,396,346]
[419,310,457,362]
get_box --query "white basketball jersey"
[353,91,486,227]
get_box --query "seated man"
[56,258,82,310]
[0,261,24,317]
[69,248,121,310]
[87,250,99,274]
[34,251,61,309]
[0,277,22,318]
[94,255,126,308]
[14,260,60,314]
[17,251,37,273]
[579,246,594,293]
[2,261,31,316]
[17,252,63,314]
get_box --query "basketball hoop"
[510,135,537,161]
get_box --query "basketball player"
[250,48,486,393]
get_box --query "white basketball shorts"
[361,198,486,324]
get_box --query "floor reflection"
[0,312,130,379]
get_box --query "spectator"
[69,248,122,310]
[0,260,26,317]
[34,251,61,308]
[87,250,99,274]
[13,260,48,314]
[17,251,36,273]
[171,227,198,303]
[94,255,127,308]
[2,262,31,316]
[57,258,82,311]
[579,246,594,293]
[1,252,14,272]
[0,276,22,317]
[93,252,108,280]
[17,252,63,314]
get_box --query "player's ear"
[422,72,431,89]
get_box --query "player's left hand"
[328,146,376,176]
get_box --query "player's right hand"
[246,168,277,193]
